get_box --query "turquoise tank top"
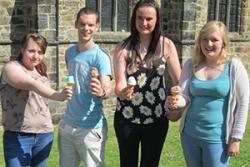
[184,62,230,143]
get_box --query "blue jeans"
[181,132,229,167]
[3,131,54,167]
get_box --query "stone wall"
[0,0,250,123]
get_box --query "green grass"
[1,114,250,167]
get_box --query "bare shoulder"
[3,61,23,73]
[115,41,124,50]
[160,36,177,59]
[3,61,28,79]
[114,41,128,60]
[1,60,32,87]
[161,36,174,46]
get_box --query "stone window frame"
[207,0,245,33]
[86,0,135,32]
[86,0,161,43]
[85,0,136,42]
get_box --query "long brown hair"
[122,0,162,71]
[17,33,48,77]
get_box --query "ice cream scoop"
[91,67,99,78]
[127,76,136,88]
[66,75,75,87]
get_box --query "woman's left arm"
[164,38,181,85]
[232,59,249,139]
[228,59,249,156]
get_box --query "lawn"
[0,114,250,167]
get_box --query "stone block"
[183,10,196,21]
[38,5,52,14]
[0,1,11,7]
[43,30,56,41]
[182,31,195,40]
[10,16,24,24]
[38,15,48,29]
[49,16,56,29]
[39,0,55,4]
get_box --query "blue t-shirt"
[184,62,230,143]
[63,44,112,128]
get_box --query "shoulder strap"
[162,36,165,58]
[227,58,232,72]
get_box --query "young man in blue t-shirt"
[58,7,112,167]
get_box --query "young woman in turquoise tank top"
[166,21,249,167]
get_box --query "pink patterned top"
[0,61,53,133]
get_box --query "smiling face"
[21,38,44,70]
[75,13,99,45]
[135,6,157,36]
[200,30,224,61]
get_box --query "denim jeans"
[3,131,54,167]
[58,120,107,167]
[181,132,229,167]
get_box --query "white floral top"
[116,59,168,124]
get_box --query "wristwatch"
[231,137,241,142]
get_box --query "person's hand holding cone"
[90,67,105,97]
[169,85,181,109]
[122,76,136,100]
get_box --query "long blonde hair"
[192,21,230,68]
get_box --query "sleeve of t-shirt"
[65,45,77,73]
[65,50,71,70]
[97,49,112,79]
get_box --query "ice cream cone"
[172,90,179,97]
[66,75,75,100]
[171,86,180,97]
[127,76,136,88]
[66,75,75,88]
[91,67,99,78]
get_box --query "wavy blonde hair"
[192,21,230,69]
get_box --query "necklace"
[202,63,224,80]
[205,64,223,72]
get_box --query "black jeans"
[114,113,169,167]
